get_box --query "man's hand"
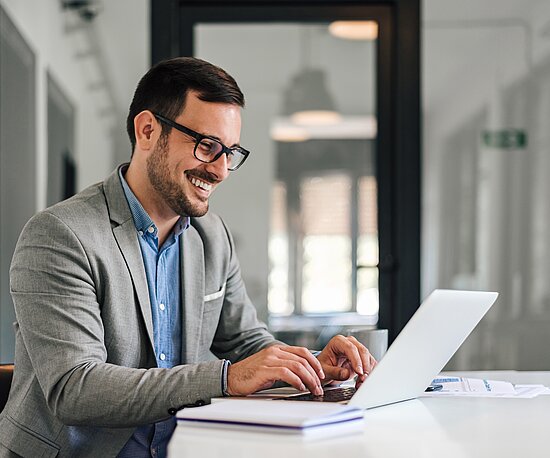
[227,345,325,396]
[317,335,377,389]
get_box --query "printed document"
[421,376,550,398]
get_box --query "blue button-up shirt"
[118,167,189,457]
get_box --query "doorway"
[151,0,420,341]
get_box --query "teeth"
[190,177,212,191]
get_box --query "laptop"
[279,289,498,409]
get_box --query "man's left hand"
[317,335,377,389]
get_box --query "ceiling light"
[290,111,342,126]
[328,21,378,41]
[270,124,311,142]
[271,115,377,141]
[284,68,340,125]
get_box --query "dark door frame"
[150,0,420,341]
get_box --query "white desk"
[168,371,550,457]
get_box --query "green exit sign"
[482,129,527,149]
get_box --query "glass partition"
[196,23,378,325]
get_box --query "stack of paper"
[177,399,364,435]
[421,376,550,398]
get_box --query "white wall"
[0,0,148,196]
[423,0,550,369]
[0,0,148,362]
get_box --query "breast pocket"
[200,283,225,351]
[203,283,226,311]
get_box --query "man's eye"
[198,140,217,153]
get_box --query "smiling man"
[0,57,375,458]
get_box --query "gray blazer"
[0,167,277,457]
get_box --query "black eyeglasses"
[153,113,250,171]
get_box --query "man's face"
[146,91,242,217]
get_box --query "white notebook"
[176,399,363,435]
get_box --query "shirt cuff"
[221,359,231,396]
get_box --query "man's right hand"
[226,345,325,396]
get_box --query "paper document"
[514,385,550,398]
[177,399,364,435]
[421,376,550,398]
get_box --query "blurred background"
[1,0,550,371]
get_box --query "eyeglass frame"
[152,112,250,171]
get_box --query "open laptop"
[279,289,498,409]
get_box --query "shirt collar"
[118,165,190,237]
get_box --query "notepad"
[176,399,364,435]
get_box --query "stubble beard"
[146,137,209,218]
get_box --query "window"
[269,142,379,319]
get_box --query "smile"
[189,176,213,191]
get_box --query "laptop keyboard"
[278,386,357,402]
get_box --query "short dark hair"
[126,57,245,152]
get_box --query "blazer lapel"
[103,167,155,352]
[181,224,205,364]
[113,221,155,350]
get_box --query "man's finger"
[346,336,376,374]
[266,346,323,393]
[283,359,323,395]
[355,373,367,390]
[322,364,351,381]
[334,336,363,375]
[270,367,307,392]
[280,346,325,380]
[272,347,322,390]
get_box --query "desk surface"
[168,371,550,458]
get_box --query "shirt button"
[159,303,166,311]
[138,230,143,236]
[147,226,155,233]
[159,353,166,361]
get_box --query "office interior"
[1,0,549,375]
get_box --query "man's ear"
[134,110,160,152]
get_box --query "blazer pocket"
[0,415,59,458]
[203,283,226,303]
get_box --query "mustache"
[185,169,220,184]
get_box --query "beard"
[146,137,213,217]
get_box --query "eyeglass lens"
[195,138,245,170]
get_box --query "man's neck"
[124,162,180,246]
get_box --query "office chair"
[0,364,14,412]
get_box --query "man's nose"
[204,152,230,182]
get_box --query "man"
[0,57,375,457]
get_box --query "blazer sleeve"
[10,210,225,428]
